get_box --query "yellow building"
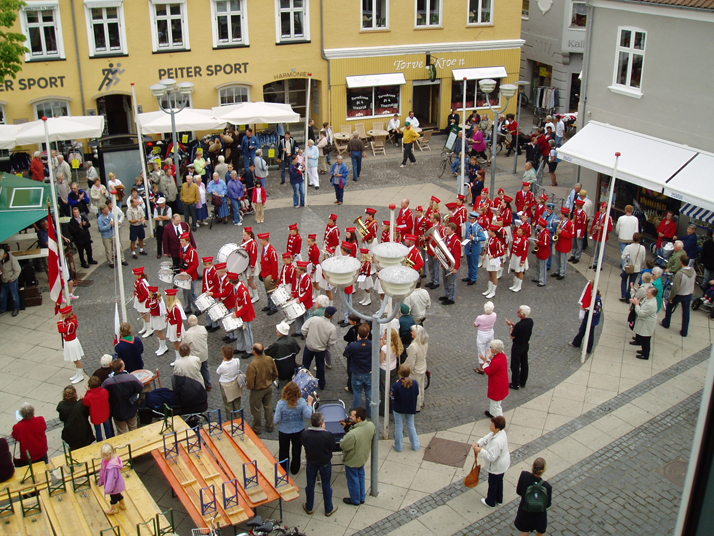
[3,0,522,137]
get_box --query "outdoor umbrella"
[14,116,105,146]
[0,125,23,150]
[211,102,300,125]
[138,109,227,134]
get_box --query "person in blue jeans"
[340,407,376,506]
[300,412,338,517]
[390,364,420,452]
[661,254,695,337]
[227,172,245,226]
[347,131,365,181]
[330,156,349,205]
[345,324,373,417]
[0,248,22,317]
[288,155,306,207]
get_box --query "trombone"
[425,227,456,275]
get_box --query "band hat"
[341,241,353,250]
[404,234,418,242]
[202,257,214,263]
[288,223,298,230]
[468,211,478,218]
[59,306,73,314]
[359,248,370,254]
[489,223,501,231]
[180,232,190,240]
[522,181,530,187]
[227,272,239,280]
[575,199,585,206]
[416,205,424,211]
[214,262,227,270]
[540,194,549,201]
[308,234,317,239]
[282,252,292,259]
[503,195,513,203]
[165,289,179,296]
[325,246,335,254]
[132,267,145,275]
[244,226,253,233]
[498,188,505,195]
[561,207,571,214]
[445,202,457,210]
[329,213,338,221]
[365,207,377,215]
[276,321,290,336]
[257,232,270,240]
[547,202,555,209]
[148,285,159,292]
[346,227,356,233]
[383,220,390,225]
[431,195,440,203]
[538,217,548,227]
[296,261,310,268]
[457,194,466,201]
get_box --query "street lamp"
[320,215,418,498]
[478,79,518,197]
[149,78,195,184]
[512,81,531,175]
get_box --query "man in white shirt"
[406,111,419,128]
[579,189,594,223]
[183,315,210,390]
[403,280,430,325]
[85,160,99,182]
[615,205,640,265]
[554,115,566,146]
[387,114,402,145]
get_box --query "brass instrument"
[354,216,371,241]
[443,213,451,226]
[404,256,416,268]
[553,234,559,243]
[425,227,456,275]
[533,244,539,252]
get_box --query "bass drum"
[217,243,239,265]
[227,248,250,275]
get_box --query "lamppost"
[149,78,195,185]
[512,81,530,175]
[320,221,419,498]
[478,79,518,196]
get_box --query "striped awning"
[682,203,714,225]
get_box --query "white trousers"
[489,399,503,417]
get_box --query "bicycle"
[242,516,306,536]
[438,151,456,178]
[192,512,221,535]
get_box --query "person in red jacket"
[31,151,45,182]
[243,227,260,303]
[439,222,462,305]
[363,207,378,246]
[165,289,186,365]
[425,213,443,289]
[201,257,221,331]
[570,198,588,263]
[12,403,48,465]
[259,232,279,316]
[453,194,468,239]
[133,267,152,337]
[590,202,613,269]
[252,181,267,223]
[482,340,509,418]
[404,234,424,274]
[279,253,298,293]
[286,223,303,260]
[552,207,575,280]
[656,210,678,250]
[395,198,414,241]
[211,263,236,343]
[83,375,114,440]
[356,248,374,306]
[508,225,530,293]
[292,261,313,334]
[324,214,340,250]
[58,305,86,384]
[533,217,552,287]
[230,273,256,358]
[483,224,506,299]
[179,232,199,314]
[307,233,320,283]
[147,286,168,356]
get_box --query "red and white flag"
[113,302,121,346]
[47,208,62,303]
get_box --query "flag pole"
[111,189,128,323]
[42,117,71,303]
[304,73,312,207]
[581,151,620,363]
[131,83,154,238]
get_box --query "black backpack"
[522,479,549,513]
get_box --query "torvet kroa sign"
[158,63,249,79]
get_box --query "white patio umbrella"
[14,116,105,146]
[138,108,227,134]
[211,101,300,124]
[0,125,23,150]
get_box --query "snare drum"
[221,315,244,332]
[160,261,173,270]
[207,302,229,322]
[270,285,292,307]
[174,273,192,290]
[158,268,175,284]
[195,292,216,312]
[281,299,306,321]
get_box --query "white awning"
[452,66,508,81]
[558,121,714,212]
[346,73,406,89]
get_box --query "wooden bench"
[40,485,115,536]
[0,462,49,496]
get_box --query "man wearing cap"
[590,202,613,269]
[463,211,487,285]
[330,156,349,205]
[545,202,559,271]
[302,306,338,390]
[439,223,462,305]
[363,208,378,246]
[400,122,420,167]
[231,273,256,358]
[201,257,220,331]
[532,218,551,287]
[267,321,302,372]
[293,261,313,334]
[179,233,199,315]
[153,197,172,259]
[552,207,574,280]
[570,198,588,263]
[259,233,280,316]
[163,213,194,271]
[425,212,443,289]
[324,214,340,251]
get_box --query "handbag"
[464,460,481,488]
[627,304,636,330]
[624,246,641,275]
[212,194,223,207]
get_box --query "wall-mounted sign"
[274,71,310,80]
[0,76,67,92]
[98,62,124,91]
[158,63,249,80]
[394,57,466,72]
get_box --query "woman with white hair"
[506,306,533,390]
[306,138,320,189]
[473,301,497,374]
[651,267,665,312]
[404,325,429,411]
[482,339,509,418]
[254,149,268,189]
[12,403,49,466]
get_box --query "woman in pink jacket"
[99,443,126,514]
[482,339,509,418]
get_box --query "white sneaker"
[169,361,175,367]
[362,299,372,306]
[144,328,155,338]
[399,164,406,168]
[69,294,79,300]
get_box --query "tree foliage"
[0,0,29,82]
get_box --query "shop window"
[347,85,400,118]
[263,79,308,118]
[468,0,492,25]
[212,0,248,47]
[276,0,310,43]
[570,1,587,28]
[416,0,441,27]
[451,79,501,110]
[219,85,250,105]
[362,0,388,30]
[21,3,65,60]
[612,27,646,94]
[34,100,71,119]
[150,0,190,52]
[522,0,529,18]
[84,1,128,56]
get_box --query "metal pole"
[384,205,396,437]
[170,106,181,187]
[42,118,71,303]
[111,190,128,323]
[580,152,620,363]
[131,83,154,238]
[512,82,529,175]
[304,73,312,207]
[459,77,467,198]
[490,110,498,196]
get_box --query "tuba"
[443,213,451,226]
[425,227,456,276]
[354,216,371,241]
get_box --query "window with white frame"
[219,85,250,105]
[21,3,65,60]
[276,0,309,43]
[34,100,70,119]
[570,1,587,28]
[416,0,441,27]
[468,0,492,25]
[212,0,248,47]
[85,1,128,56]
[522,0,529,18]
[347,85,400,118]
[614,28,646,91]
[451,78,501,109]
[362,0,388,30]
[150,1,190,52]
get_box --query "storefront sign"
[393,57,465,72]
[348,94,370,111]
[567,39,585,49]
[0,76,66,92]
[274,71,310,80]
[157,63,249,80]
[98,63,124,91]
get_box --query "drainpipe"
[576,1,595,184]
[69,0,87,115]
[320,0,331,120]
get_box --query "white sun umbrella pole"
[304,73,312,207]
[42,118,71,304]
[384,204,397,437]
[131,83,154,238]
[459,77,467,198]
[581,152,620,363]
[110,188,128,323]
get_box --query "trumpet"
[354,216,372,241]
[404,257,416,268]
[425,227,456,276]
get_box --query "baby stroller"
[292,367,319,403]
[313,399,348,448]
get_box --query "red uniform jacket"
[426,223,443,257]
[656,219,677,248]
[167,305,183,336]
[444,232,461,271]
[234,282,256,322]
[414,216,427,248]
[260,244,279,280]
[533,204,547,224]
[590,212,613,243]
[279,263,297,288]
[536,228,551,260]
[363,219,378,244]
[57,316,78,341]
[520,220,532,238]
[453,206,468,238]
[215,276,236,310]
[343,241,358,258]
[511,235,529,263]
[477,196,491,211]
[148,296,164,317]
[406,245,424,273]
[396,208,414,239]
[308,244,320,266]
[295,273,313,310]
[245,239,258,270]
[574,209,588,239]
[381,229,391,243]
[516,190,536,215]
[499,207,513,228]
[359,260,372,277]
[287,234,302,257]
[134,278,149,304]
[324,224,340,250]
[555,219,575,253]
[487,236,506,258]
[202,266,219,294]
[181,246,199,280]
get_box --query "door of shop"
[412,80,440,129]
[97,95,133,136]
[569,73,581,112]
